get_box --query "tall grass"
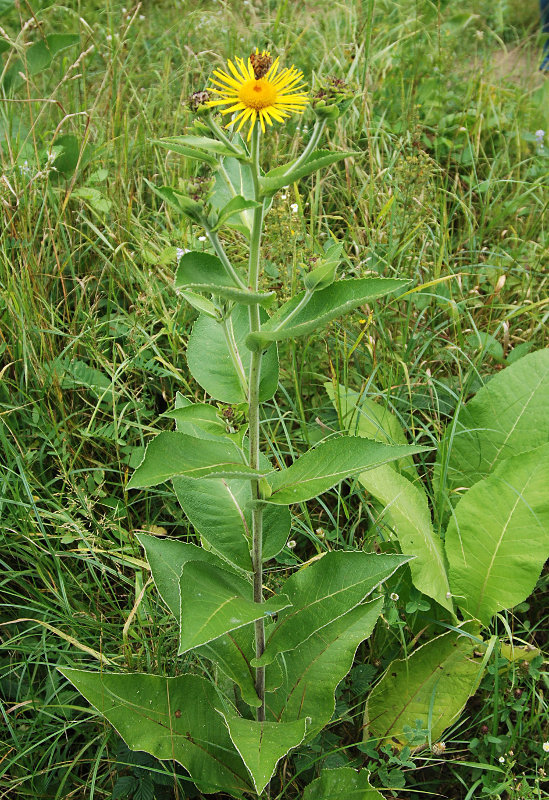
[0,0,547,797]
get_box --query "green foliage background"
[0,0,547,798]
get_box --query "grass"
[0,0,548,798]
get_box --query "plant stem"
[248,125,266,722]
[206,112,245,155]
[206,228,248,290]
[282,118,326,178]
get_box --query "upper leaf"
[254,551,410,666]
[178,561,290,653]
[154,134,245,161]
[187,305,279,404]
[266,436,428,505]
[245,278,408,351]
[127,431,265,489]
[259,149,356,196]
[59,669,250,796]
[445,443,549,625]
[210,154,255,234]
[222,715,308,794]
[175,250,274,306]
[437,348,549,495]
[266,598,383,738]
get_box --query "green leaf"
[187,305,279,404]
[365,626,482,747]
[325,381,417,478]
[245,278,408,351]
[4,34,80,90]
[437,348,549,494]
[266,436,427,505]
[154,135,243,164]
[214,195,262,230]
[198,624,284,710]
[254,551,410,666]
[178,562,290,653]
[127,431,265,490]
[222,715,308,794]
[174,468,290,571]
[179,290,219,318]
[59,669,250,796]
[145,180,203,221]
[164,402,229,441]
[358,467,453,613]
[302,242,344,292]
[137,534,227,619]
[445,444,549,625]
[175,251,274,307]
[303,767,384,799]
[266,598,383,737]
[211,153,255,234]
[259,149,356,196]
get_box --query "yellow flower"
[207,50,309,140]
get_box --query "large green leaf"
[59,670,250,796]
[187,304,279,404]
[178,562,290,653]
[365,626,482,748]
[170,400,290,570]
[266,436,427,505]
[359,467,453,613]
[259,149,356,196]
[138,534,228,619]
[154,135,244,162]
[198,624,284,710]
[437,348,549,494]
[127,431,264,489]
[266,598,383,738]
[445,444,549,625]
[211,154,255,234]
[222,715,308,794]
[245,278,408,351]
[254,552,409,666]
[174,468,291,571]
[175,251,274,307]
[325,381,417,478]
[303,767,384,800]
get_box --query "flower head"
[207,49,308,140]
[543,741,549,753]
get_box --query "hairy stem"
[248,125,266,721]
[282,118,326,178]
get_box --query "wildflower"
[290,202,298,213]
[281,193,287,200]
[499,756,505,763]
[189,89,211,114]
[535,129,545,147]
[176,248,189,262]
[287,539,297,549]
[543,741,549,753]
[390,592,399,601]
[207,49,308,140]
[198,235,207,242]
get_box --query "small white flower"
[176,248,189,262]
[287,539,297,549]
[290,203,298,213]
[198,235,207,242]
[499,756,505,763]
[543,741,549,753]
[280,194,287,200]
[106,34,112,41]
[390,592,399,602]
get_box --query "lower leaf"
[222,714,308,794]
[59,669,251,796]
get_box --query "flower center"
[239,78,277,110]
